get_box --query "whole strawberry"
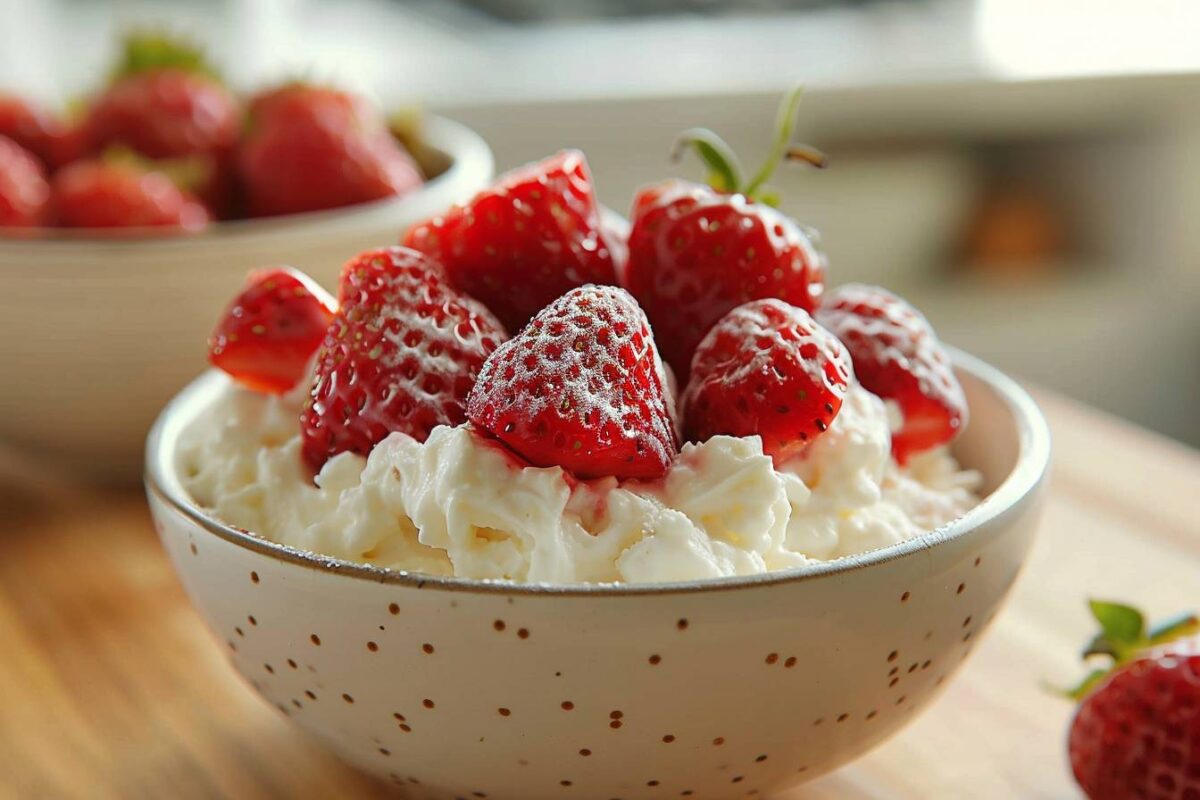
[682,298,851,462]
[52,159,210,230]
[0,93,81,170]
[238,83,422,218]
[0,135,51,228]
[404,150,619,332]
[1063,601,1200,800]
[815,283,965,463]
[87,33,240,215]
[467,284,677,480]
[624,89,827,379]
[301,247,506,471]
[208,267,337,394]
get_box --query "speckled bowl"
[145,349,1049,800]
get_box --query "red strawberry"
[1063,601,1200,800]
[682,298,851,463]
[403,150,619,332]
[52,159,210,230]
[238,84,422,218]
[301,247,506,471]
[467,284,677,481]
[208,267,337,394]
[0,94,79,170]
[624,90,827,379]
[0,135,51,228]
[87,34,241,217]
[815,283,965,464]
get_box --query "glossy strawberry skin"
[0,135,51,227]
[404,150,619,332]
[238,85,422,218]
[208,267,337,394]
[467,284,677,481]
[682,299,851,463]
[301,247,506,472]
[1068,643,1200,800]
[88,69,239,160]
[815,284,965,464]
[624,179,826,379]
[51,160,210,230]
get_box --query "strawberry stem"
[743,86,823,197]
[670,128,745,193]
[111,30,220,82]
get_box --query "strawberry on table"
[1062,600,1200,800]
[681,298,852,463]
[51,158,210,230]
[208,267,337,394]
[624,88,827,379]
[301,247,506,472]
[815,283,966,464]
[0,135,51,228]
[238,83,422,218]
[403,150,619,333]
[467,284,677,481]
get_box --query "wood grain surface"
[1,388,1197,800]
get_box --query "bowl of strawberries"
[0,34,493,480]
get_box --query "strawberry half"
[301,247,506,472]
[1062,600,1200,800]
[403,150,619,333]
[623,89,827,379]
[816,283,966,464]
[682,298,852,463]
[208,267,337,394]
[0,134,51,227]
[466,284,677,481]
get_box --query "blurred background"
[2,0,1198,452]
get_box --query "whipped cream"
[178,378,980,585]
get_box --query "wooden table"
[2,389,1197,799]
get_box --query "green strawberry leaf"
[1148,612,1199,646]
[670,128,744,195]
[1061,668,1110,701]
[1086,599,1145,659]
[112,30,220,82]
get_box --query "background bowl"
[0,114,493,483]
[145,350,1049,800]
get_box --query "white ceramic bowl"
[0,115,492,482]
[145,350,1049,800]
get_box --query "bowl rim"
[145,347,1050,596]
[0,114,490,246]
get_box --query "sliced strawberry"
[301,247,506,471]
[682,298,851,463]
[403,150,619,332]
[208,267,337,394]
[467,284,677,480]
[51,159,210,230]
[0,135,51,227]
[815,283,966,464]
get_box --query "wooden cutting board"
[1,387,1197,799]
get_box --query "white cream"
[179,378,980,585]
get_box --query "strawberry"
[301,247,506,471]
[51,159,210,230]
[403,150,619,332]
[87,33,241,217]
[238,83,422,218]
[0,135,51,228]
[815,283,966,464]
[681,298,851,463]
[0,94,80,170]
[208,267,337,394]
[466,284,677,481]
[623,89,827,379]
[1062,600,1200,800]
